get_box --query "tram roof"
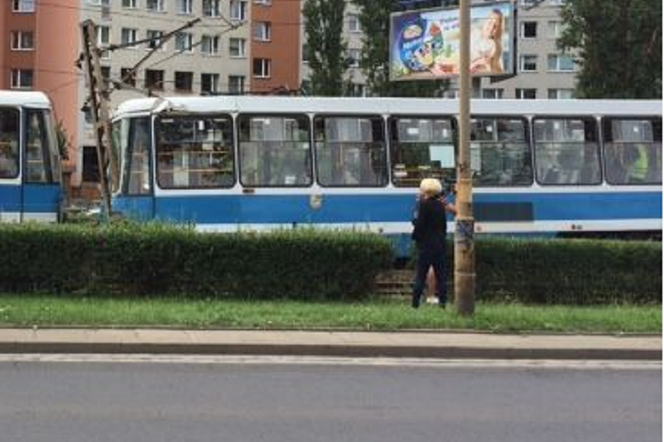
[113,96,663,118]
[0,90,52,108]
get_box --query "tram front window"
[0,108,19,178]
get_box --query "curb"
[0,329,660,360]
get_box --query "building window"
[98,25,111,46]
[549,0,566,6]
[548,88,574,99]
[121,28,138,46]
[203,0,221,17]
[10,31,34,50]
[175,71,193,92]
[82,146,100,183]
[146,0,165,12]
[547,21,563,39]
[253,58,271,78]
[348,14,361,32]
[254,0,271,5]
[146,30,166,50]
[122,0,136,8]
[201,73,220,94]
[230,0,247,21]
[10,69,33,89]
[201,35,220,55]
[516,88,537,99]
[254,22,272,41]
[12,0,35,12]
[348,49,361,68]
[145,69,164,90]
[302,43,310,63]
[175,32,194,53]
[521,21,537,39]
[482,88,504,99]
[120,68,136,87]
[177,0,192,14]
[547,54,576,71]
[229,38,246,57]
[229,75,246,94]
[348,83,365,97]
[519,54,538,72]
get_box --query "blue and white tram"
[0,91,63,222]
[111,96,662,256]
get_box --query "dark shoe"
[411,296,420,309]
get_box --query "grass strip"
[0,294,660,334]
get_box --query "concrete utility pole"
[80,20,117,218]
[455,0,475,316]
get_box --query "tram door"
[20,108,62,222]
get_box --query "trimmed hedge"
[453,238,661,305]
[0,223,393,300]
[0,223,660,304]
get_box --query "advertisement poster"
[390,2,514,80]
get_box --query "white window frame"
[121,28,139,47]
[253,58,271,78]
[10,69,33,89]
[146,30,166,51]
[203,0,221,17]
[254,0,271,5]
[175,32,194,53]
[146,0,166,12]
[519,54,538,72]
[547,89,575,99]
[547,53,575,72]
[254,22,272,42]
[122,0,137,8]
[12,0,35,12]
[547,21,563,39]
[177,0,193,15]
[230,0,247,21]
[482,88,504,99]
[10,31,34,51]
[228,75,246,94]
[348,48,361,68]
[520,21,537,39]
[348,14,361,33]
[229,38,246,58]
[516,88,537,99]
[201,73,220,94]
[201,35,220,55]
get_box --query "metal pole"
[455,0,475,316]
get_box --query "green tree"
[302,0,347,96]
[55,120,71,161]
[558,0,662,98]
[351,0,448,97]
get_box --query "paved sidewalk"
[0,328,660,360]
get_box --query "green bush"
[0,223,393,300]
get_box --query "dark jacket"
[411,196,447,250]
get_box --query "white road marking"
[0,354,659,370]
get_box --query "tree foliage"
[302,0,348,96]
[558,0,662,98]
[351,0,448,97]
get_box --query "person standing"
[411,178,450,308]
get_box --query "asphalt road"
[0,356,660,442]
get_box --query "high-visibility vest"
[629,145,649,180]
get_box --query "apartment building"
[0,0,80,177]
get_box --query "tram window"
[156,114,234,189]
[602,118,662,185]
[25,109,52,183]
[390,117,454,187]
[238,114,312,187]
[534,117,601,185]
[470,117,533,187]
[315,116,387,187]
[0,108,19,179]
[119,117,152,194]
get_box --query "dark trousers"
[412,246,447,306]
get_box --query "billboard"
[390,2,514,80]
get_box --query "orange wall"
[251,1,301,94]
[35,0,80,171]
